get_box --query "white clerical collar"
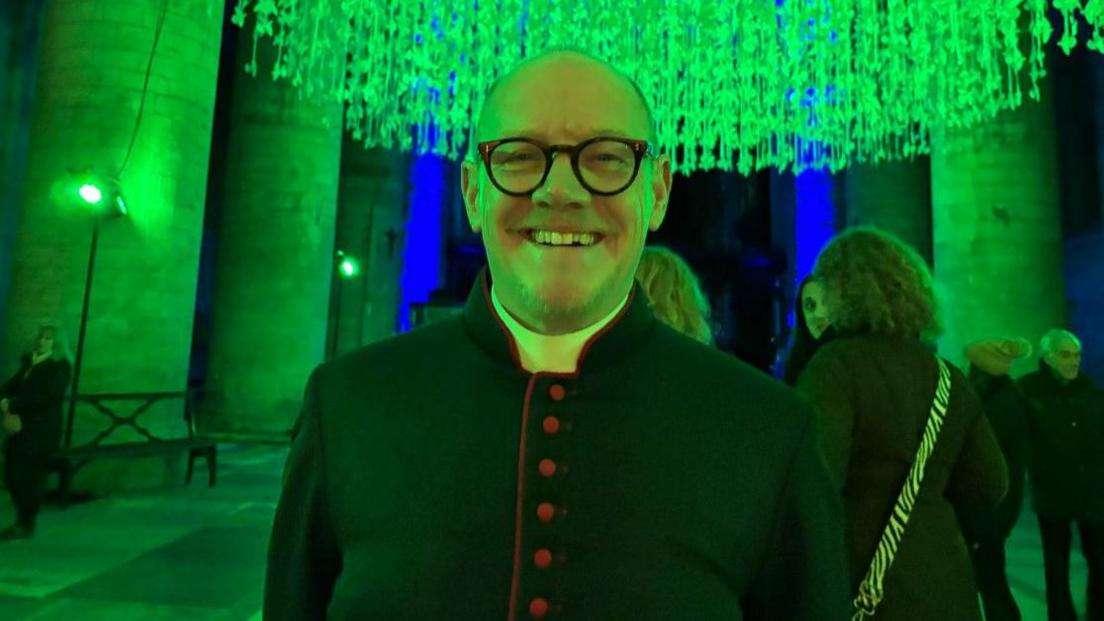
[491,284,630,374]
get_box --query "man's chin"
[533,291,593,317]
[524,282,602,316]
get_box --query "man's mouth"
[522,229,605,248]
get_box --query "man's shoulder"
[322,316,468,376]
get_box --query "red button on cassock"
[534,548,553,568]
[529,597,550,618]
[542,416,560,434]
[549,384,566,401]
[537,502,556,522]
[538,459,557,477]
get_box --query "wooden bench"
[50,391,217,508]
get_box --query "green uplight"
[337,254,360,279]
[79,184,103,204]
[71,173,128,218]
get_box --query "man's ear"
[647,154,673,232]
[461,160,482,233]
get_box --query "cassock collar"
[461,267,656,376]
[490,284,628,373]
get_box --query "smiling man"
[464,52,666,342]
[265,50,849,620]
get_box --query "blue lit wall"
[794,168,836,282]
[398,149,446,332]
[1066,233,1104,384]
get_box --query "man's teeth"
[530,230,599,247]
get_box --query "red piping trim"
[480,267,639,379]
[572,285,636,375]
[481,275,526,373]
[507,375,538,621]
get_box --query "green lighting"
[71,173,128,218]
[233,0,1102,173]
[79,184,103,204]
[337,254,360,279]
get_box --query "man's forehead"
[479,55,650,140]
[1054,340,1082,352]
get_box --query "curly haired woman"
[796,227,1008,621]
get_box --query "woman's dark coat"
[2,354,71,458]
[798,335,1008,621]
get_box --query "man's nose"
[533,154,588,207]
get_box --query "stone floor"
[0,445,1090,620]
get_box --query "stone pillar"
[360,191,407,343]
[0,0,46,364]
[845,158,932,264]
[329,137,407,356]
[1,0,224,491]
[203,28,343,438]
[932,79,1065,372]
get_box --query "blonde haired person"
[634,245,714,345]
[796,227,1008,621]
[1,325,72,541]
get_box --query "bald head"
[1041,329,1082,355]
[457,47,674,336]
[470,49,657,157]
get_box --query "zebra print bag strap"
[852,357,953,621]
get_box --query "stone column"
[203,27,343,438]
[329,137,407,356]
[0,0,47,360]
[2,0,224,491]
[845,158,932,264]
[932,79,1065,372]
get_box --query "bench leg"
[185,449,196,485]
[206,446,217,487]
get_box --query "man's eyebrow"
[587,128,633,137]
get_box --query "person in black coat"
[1018,329,1104,621]
[796,227,1008,621]
[264,49,851,620]
[958,338,1034,621]
[1,325,72,541]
